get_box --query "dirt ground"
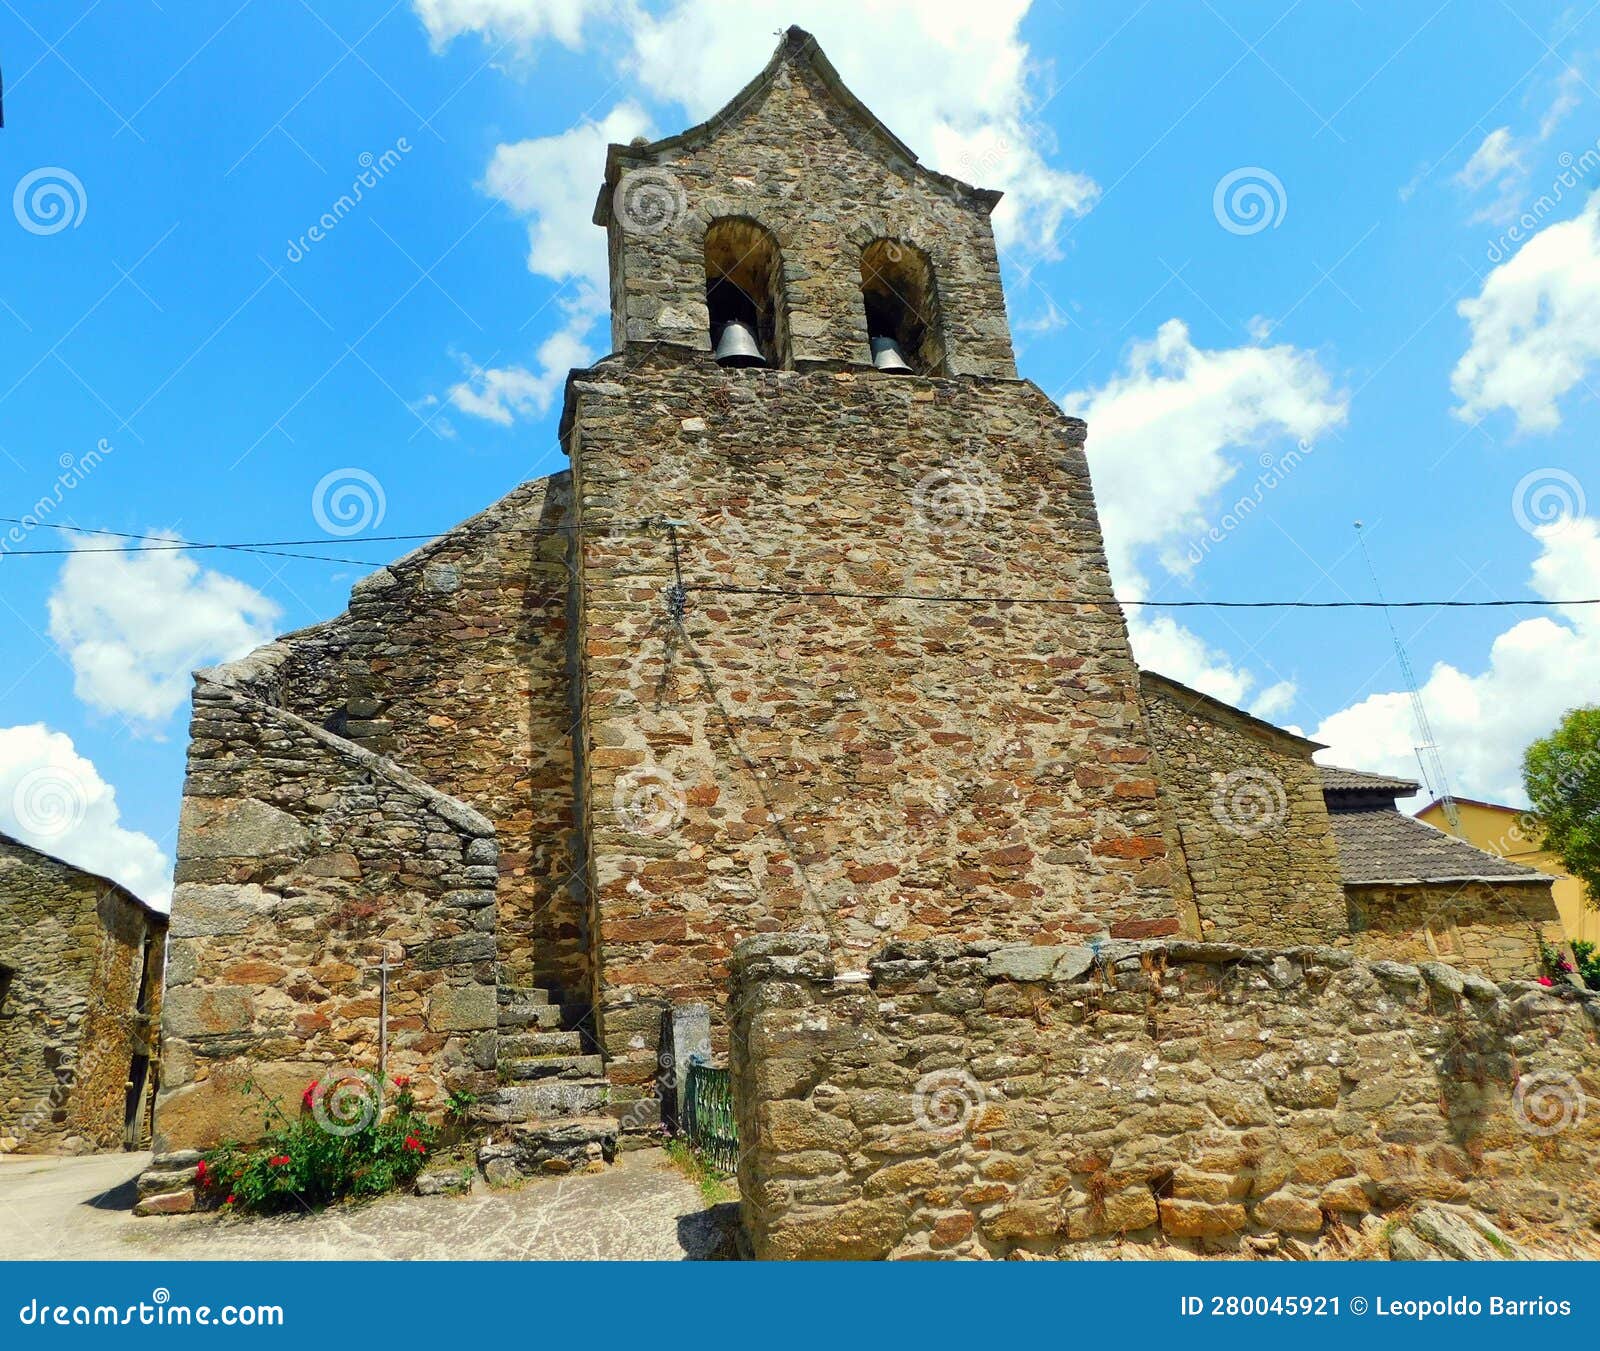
[0,1148,740,1261]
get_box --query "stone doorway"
[121,1054,150,1150]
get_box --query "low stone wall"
[730,932,1600,1260]
[153,679,500,1156]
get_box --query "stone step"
[474,1080,609,1124]
[478,1116,618,1183]
[499,1053,605,1082]
[500,1029,585,1058]
[497,987,552,1006]
[498,1001,563,1030]
[557,1004,596,1033]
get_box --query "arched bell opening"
[704,218,786,368]
[860,239,945,375]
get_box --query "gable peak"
[593,26,1001,229]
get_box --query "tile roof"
[1326,806,1548,886]
[1318,765,1421,796]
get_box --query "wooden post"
[366,951,396,1106]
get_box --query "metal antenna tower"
[1355,522,1459,829]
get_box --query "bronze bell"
[714,319,765,367]
[870,334,913,373]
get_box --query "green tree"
[1523,705,1600,905]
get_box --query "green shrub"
[1569,939,1600,989]
[197,1073,435,1215]
[444,1087,478,1122]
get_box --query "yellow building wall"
[1417,800,1599,946]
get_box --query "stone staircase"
[474,984,617,1183]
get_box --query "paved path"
[0,1149,739,1260]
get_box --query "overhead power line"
[2,516,1596,608]
[687,583,1600,610]
[0,516,393,565]
[0,516,576,552]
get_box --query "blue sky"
[2,0,1598,905]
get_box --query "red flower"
[403,1134,427,1155]
[195,1160,209,1184]
[225,1194,236,1205]
[1539,975,1556,987]
[392,1075,411,1089]
[270,1155,291,1167]
[302,1080,319,1112]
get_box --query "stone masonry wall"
[600,31,1016,379]
[0,838,163,1153]
[1140,674,1346,945]
[731,932,1600,1260]
[1345,880,1565,981]
[208,474,585,998]
[155,681,500,1152]
[568,349,1180,1124]
[72,889,164,1151]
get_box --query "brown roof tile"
[1326,806,1547,886]
[1318,764,1421,796]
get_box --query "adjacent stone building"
[0,832,165,1153]
[141,28,1586,1220]
[1138,674,1564,978]
[1322,767,1565,979]
[1137,672,1344,945]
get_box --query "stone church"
[143,28,1573,1213]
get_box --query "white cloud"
[1126,612,1256,708]
[436,0,1097,260]
[1452,187,1600,432]
[1251,679,1298,722]
[1451,65,1585,225]
[1459,127,1523,191]
[456,103,649,415]
[449,286,604,424]
[483,102,655,291]
[619,0,1098,253]
[0,724,170,907]
[1455,126,1526,225]
[413,0,618,50]
[1014,293,1070,338]
[1312,517,1600,805]
[47,538,282,726]
[448,364,546,425]
[1065,318,1348,585]
[1123,612,1303,725]
[1062,319,1346,718]
[408,392,457,439]
[1540,65,1585,140]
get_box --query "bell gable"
[591,27,1017,378]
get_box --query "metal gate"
[682,1062,738,1173]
